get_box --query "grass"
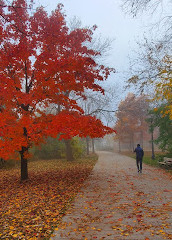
[0,154,98,239]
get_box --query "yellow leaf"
[12,234,18,238]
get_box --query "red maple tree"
[0,0,114,180]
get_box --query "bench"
[159,157,172,169]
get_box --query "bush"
[30,137,65,160]
[30,137,86,160]
[71,137,86,159]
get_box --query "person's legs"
[140,159,142,173]
[136,158,140,172]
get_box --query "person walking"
[134,144,144,173]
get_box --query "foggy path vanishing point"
[51,151,172,240]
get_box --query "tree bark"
[92,138,95,153]
[86,136,90,155]
[0,158,5,168]
[118,139,121,153]
[130,134,134,151]
[19,127,29,181]
[64,139,74,161]
[20,146,28,181]
[151,130,155,159]
[140,130,144,148]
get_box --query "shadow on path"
[51,151,172,240]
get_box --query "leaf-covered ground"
[52,151,172,240]
[0,156,97,239]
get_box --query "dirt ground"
[51,151,172,240]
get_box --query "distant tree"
[146,110,156,159]
[153,55,172,119]
[77,85,117,154]
[147,105,172,154]
[115,93,149,151]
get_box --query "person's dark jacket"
[134,146,144,160]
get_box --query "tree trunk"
[92,138,95,153]
[20,127,29,181]
[0,158,5,168]
[64,139,74,161]
[86,136,90,155]
[151,130,155,159]
[140,131,143,148]
[118,139,121,153]
[130,134,134,151]
[20,146,28,181]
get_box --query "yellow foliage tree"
[154,56,172,119]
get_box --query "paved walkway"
[51,151,172,240]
